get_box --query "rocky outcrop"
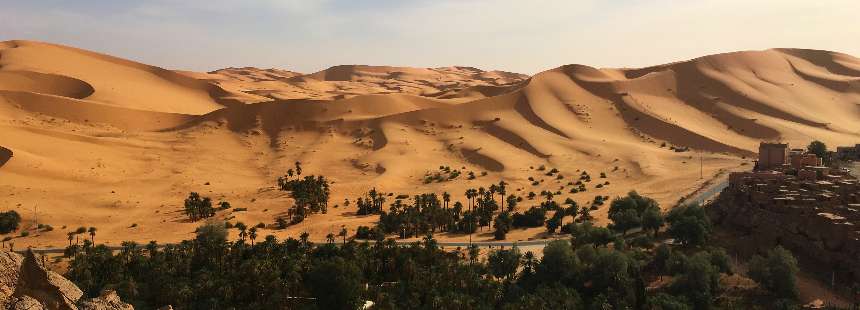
[13,251,82,310]
[0,251,24,302]
[0,250,135,310]
[76,291,132,310]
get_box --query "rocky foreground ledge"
[0,249,144,310]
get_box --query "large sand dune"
[1,40,859,247]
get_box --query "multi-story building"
[757,142,788,170]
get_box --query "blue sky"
[2,0,858,74]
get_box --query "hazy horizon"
[2,0,859,74]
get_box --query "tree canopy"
[0,210,21,234]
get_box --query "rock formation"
[0,250,134,310]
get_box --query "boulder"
[77,291,132,310]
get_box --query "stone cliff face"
[709,187,860,283]
[0,250,134,310]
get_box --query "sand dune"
[0,40,232,114]
[1,40,859,247]
[192,64,529,102]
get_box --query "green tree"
[535,240,580,284]
[195,221,228,245]
[671,252,720,309]
[807,140,827,160]
[488,247,521,280]
[666,204,711,247]
[647,293,691,310]
[642,205,664,237]
[0,210,21,234]
[504,283,583,310]
[610,208,641,235]
[608,191,658,235]
[493,212,513,240]
[305,257,362,310]
[748,246,799,299]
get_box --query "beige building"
[757,142,788,170]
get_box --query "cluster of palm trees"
[277,162,331,225]
[183,192,216,221]
[232,222,259,245]
[372,181,570,240]
[66,226,97,247]
[355,188,387,215]
[365,179,609,241]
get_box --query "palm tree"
[249,227,258,246]
[295,161,302,176]
[326,233,335,244]
[287,168,294,179]
[300,231,310,248]
[339,227,348,244]
[88,227,97,244]
[498,181,507,210]
[67,232,74,247]
[238,223,248,242]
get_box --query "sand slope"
[1,41,859,247]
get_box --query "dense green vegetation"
[0,210,21,234]
[61,178,805,309]
[63,219,799,310]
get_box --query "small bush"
[0,210,22,234]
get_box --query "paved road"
[688,179,729,205]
